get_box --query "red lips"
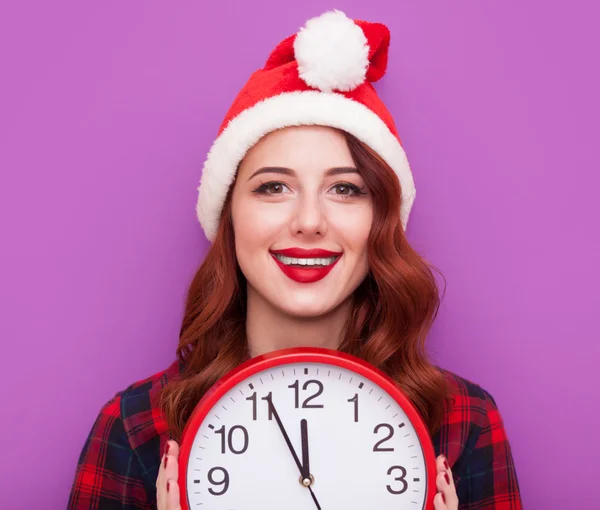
[269,247,342,283]
[270,247,342,258]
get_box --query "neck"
[245,286,352,358]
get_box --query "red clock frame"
[178,346,437,510]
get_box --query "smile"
[272,254,339,267]
[269,249,343,284]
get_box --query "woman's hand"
[156,440,181,510]
[434,454,458,510]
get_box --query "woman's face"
[230,125,373,318]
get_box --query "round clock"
[178,347,437,510]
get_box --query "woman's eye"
[253,181,290,195]
[331,183,366,197]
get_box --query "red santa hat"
[197,9,415,242]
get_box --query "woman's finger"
[435,455,458,510]
[156,440,181,510]
[166,478,182,510]
[156,442,168,510]
[433,490,448,510]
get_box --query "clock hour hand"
[300,419,310,483]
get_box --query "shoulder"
[68,361,181,509]
[113,360,182,487]
[88,359,181,471]
[86,358,181,443]
[431,366,502,482]
[434,367,523,507]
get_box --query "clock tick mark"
[222,405,227,411]
[215,415,220,419]
[230,397,235,403]
[294,368,296,375]
[404,433,410,437]
[304,368,308,375]
[271,373,274,380]
[392,413,398,418]
[208,424,214,430]
[194,480,200,483]
[328,370,330,376]
[408,444,414,447]
[239,389,244,395]
[248,383,254,390]
[358,382,364,389]
[338,373,342,380]
[413,478,420,482]
[369,389,373,394]
[316,368,319,375]
[260,378,263,384]
[377,396,382,402]
[385,404,390,409]
[282,370,285,377]
[399,422,406,428]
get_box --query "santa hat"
[196,9,415,242]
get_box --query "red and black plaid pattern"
[67,361,522,509]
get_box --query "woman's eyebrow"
[248,166,359,181]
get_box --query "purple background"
[1,1,598,508]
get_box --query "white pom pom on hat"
[196,10,415,242]
[294,10,370,93]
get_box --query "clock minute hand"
[266,396,322,510]
[265,394,303,474]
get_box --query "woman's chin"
[275,300,337,319]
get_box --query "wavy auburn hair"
[160,131,452,441]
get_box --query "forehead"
[237,126,356,177]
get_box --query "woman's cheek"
[328,202,373,242]
[233,200,280,241]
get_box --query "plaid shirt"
[67,360,523,509]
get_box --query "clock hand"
[300,419,310,483]
[307,485,322,510]
[265,396,322,510]
[265,394,303,474]
[300,419,322,510]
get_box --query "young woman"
[67,10,522,510]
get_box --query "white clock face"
[185,361,429,509]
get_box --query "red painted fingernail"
[445,473,450,484]
[167,480,170,493]
[165,442,170,455]
[442,492,446,503]
[164,455,168,469]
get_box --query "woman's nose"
[289,193,327,237]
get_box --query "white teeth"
[273,254,339,266]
